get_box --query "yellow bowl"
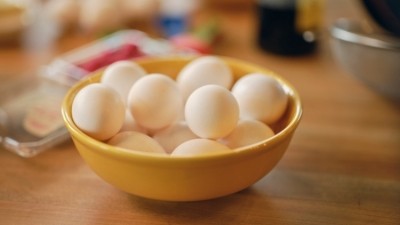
[61,56,302,201]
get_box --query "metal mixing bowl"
[330,19,400,101]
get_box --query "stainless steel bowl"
[330,19,400,101]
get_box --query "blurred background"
[0,0,399,100]
[0,0,384,56]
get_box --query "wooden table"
[1,2,399,225]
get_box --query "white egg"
[219,119,275,149]
[153,121,198,154]
[231,73,288,124]
[101,60,146,104]
[107,131,166,154]
[119,110,147,134]
[176,56,233,100]
[72,83,125,141]
[171,139,231,157]
[127,74,183,132]
[185,85,239,139]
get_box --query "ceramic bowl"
[61,56,302,201]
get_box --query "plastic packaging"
[0,75,69,157]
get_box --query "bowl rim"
[61,55,302,164]
[330,19,400,50]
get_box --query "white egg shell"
[108,131,166,154]
[185,85,239,139]
[231,73,288,124]
[219,119,275,149]
[176,56,233,100]
[171,139,231,157]
[72,83,125,141]
[127,74,183,132]
[153,121,198,154]
[119,110,147,134]
[101,60,146,104]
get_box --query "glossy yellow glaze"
[61,56,302,201]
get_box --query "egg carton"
[0,29,197,157]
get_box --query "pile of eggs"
[71,56,288,156]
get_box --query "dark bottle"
[257,0,322,56]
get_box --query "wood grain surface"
[0,2,399,225]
